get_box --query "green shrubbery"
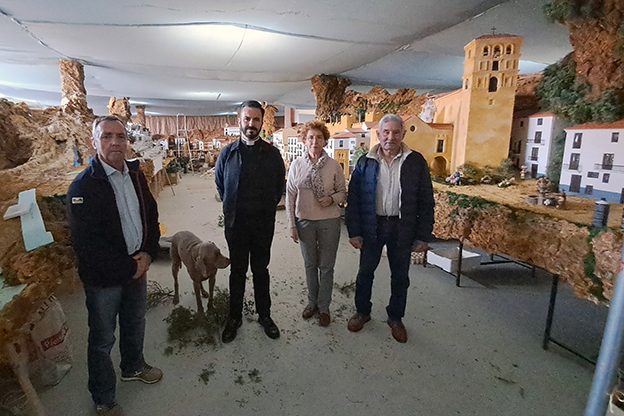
[535,58,624,125]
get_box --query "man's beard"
[242,127,259,141]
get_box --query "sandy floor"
[37,173,602,416]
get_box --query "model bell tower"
[460,34,523,168]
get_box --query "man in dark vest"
[215,100,286,343]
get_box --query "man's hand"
[133,252,152,279]
[349,237,363,250]
[290,228,299,244]
[413,242,429,253]
[317,196,333,208]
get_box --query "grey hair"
[378,114,405,133]
[92,115,126,139]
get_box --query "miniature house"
[511,111,563,178]
[327,131,357,178]
[402,116,454,177]
[223,124,240,136]
[560,119,624,203]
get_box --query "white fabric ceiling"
[0,0,572,116]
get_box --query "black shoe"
[222,318,242,343]
[258,316,280,339]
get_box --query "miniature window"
[585,185,593,195]
[612,132,619,142]
[587,171,599,178]
[467,50,472,59]
[464,79,469,89]
[602,153,614,170]
[493,46,501,57]
[483,46,489,56]
[436,140,444,153]
[480,62,487,71]
[492,61,499,71]
[506,45,512,54]
[505,60,511,69]
[534,131,542,143]
[339,140,344,148]
[410,125,416,132]
[572,133,582,149]
[569,153,580,170]
[520,121,524,127]
[531,147,539,161]
[603,173,610,183]
[537,118,543,125]
[488,77,498,92]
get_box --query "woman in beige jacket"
[286,121,346,327]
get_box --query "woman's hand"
[349,237,363,250]
[317,196,333,207]
[290,228,299,243]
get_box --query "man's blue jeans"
[83,275,147,407]
[354,217,411,322]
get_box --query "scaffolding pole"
[585,244,624,416]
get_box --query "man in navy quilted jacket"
[346,114,435,343]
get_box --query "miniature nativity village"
[1,0,624,415]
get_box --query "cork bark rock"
[59,60,94,118]
[564,0,624,98]
[434,191,623,304]
[262,104,278,138]
[136,105,147,127]
[107,97,132,124]
[311,74,352,121]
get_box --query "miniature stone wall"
[434,191,623,304]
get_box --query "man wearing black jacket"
[215,100,285,343]
[67,116,161,416]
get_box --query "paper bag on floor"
[21,295,72,388]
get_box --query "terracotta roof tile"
[567,119,624,130]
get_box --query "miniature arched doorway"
[431,156,447,177]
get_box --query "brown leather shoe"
[318,312,330,327]
[302,306,319,320]
[387,320,407,343]
[347,313,371,332]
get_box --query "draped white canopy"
[0,0,572,116]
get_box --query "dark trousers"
[225,218,275,320]
[354,217,412,322]
[83,275,147,407]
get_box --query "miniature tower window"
[483,46,489,56]
[492,61,499,71]
[506,45,513,54]
[488,77,498,92]
[493,46,501,58]
[464,79,469,89]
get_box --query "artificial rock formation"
[0,99,93,202]
[136,105,147,127]
[434,191,623,304]
[59,60,93,117]
[107,97,132,123]
[546,0,624,98]
[514,73,543,112]
[262,103,278,138]
[311,74,352,121]
[566,0,624,98]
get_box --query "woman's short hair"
[298,120,330,142]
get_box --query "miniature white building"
[224,124,240,136]
[346,127,369,149]
[560,119,624,203]
[522,112,562,178]
[327,132,357,165]
[273,127,299,161]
